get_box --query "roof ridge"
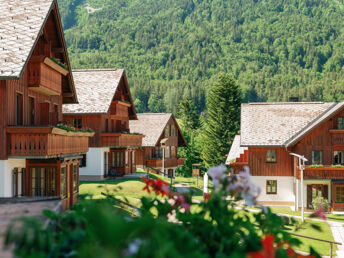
[72,68,123,72]
[246,102,327,105]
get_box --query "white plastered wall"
[0,159,25,197]
[251,176,295,203]
[79,147,110,176]
[296,179,331,208]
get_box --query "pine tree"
[201,74,241,168]
[177,98,200,131]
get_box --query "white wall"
[0,159,25,197]
[296,179,331,208]
[79,147,109,176]
[251,176,295,203]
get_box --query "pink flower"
[181,203,191,211]
[310,205,326,220]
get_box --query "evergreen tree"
[201,74,241,168]
[177,98,200,131]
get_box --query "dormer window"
[338,117,344,129]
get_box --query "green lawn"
[270,206,344,223]
[285,219,337,256]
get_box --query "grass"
[285,219,337,256]
[269,206,344,223]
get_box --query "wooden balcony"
[28,56,68,96]
[146,157,180,168]
[110,101,130,117]
[101,133,143,147]
[177,157,185,166]
[298,165,344,179]
[329,129,344,145]
[7,126,92,157]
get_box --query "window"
[266,180,277,194]
[155,147,163,158]
[16,93,23,125]
[165,146,170,158]
[312,151,322,165]
[335,186,344,202]
[338,117,344,130]
[125,151,129,167]
[112,152,124,168]
[105,119,109,132]
[60,167,67,198]
[73,164,78,193]
[132,151,136,166]
[79,154,87,167]
[28,97,35,125]
[171,146,176,158]
[73,117,82,129]
[334,151,344,165]
[266,150,276,162]
[30,167,56,197]
[171,125,176,136]
[165,125,170,137]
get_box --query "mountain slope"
[58,0,344,113]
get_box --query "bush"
[5,165,323,258]
[312,196,329,212]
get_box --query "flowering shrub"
[56,123,94,133]
[4,165,323,258]
[311,196,329,214]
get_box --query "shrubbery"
[5,166,323,257]
[312,196,329,213]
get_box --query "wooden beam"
[63,92,74,98]
[0,81,7,160]
[52,47,64,53]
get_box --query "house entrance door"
[306,184,328,209]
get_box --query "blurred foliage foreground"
[4,166,323,258]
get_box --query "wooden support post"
[330,242,333,258]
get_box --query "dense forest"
[58,0,344,113]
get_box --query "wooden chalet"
[63,69,143,179]
[129,113,187,177]
[0,0,93,208]
[227,102,344,211]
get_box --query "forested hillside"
[58,0,344,113]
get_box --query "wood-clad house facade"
[0,0,93,209]
[129,113,187,177]
[227,102,344,211]
[63,69,143,179]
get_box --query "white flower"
[208,164,227,188]
[227,166,261,207]
[124,238,142,256]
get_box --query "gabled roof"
[226,135,247,164]
[129,113,187,147]
[241,102,341,147]
[0,0,54,78]
[62,69,136,117]
[0,0,78,103]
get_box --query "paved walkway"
[174,183,190,194]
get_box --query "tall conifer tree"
[201,74,241,168]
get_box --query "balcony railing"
[101,133,143,147]
[7,126,92,157]
[329,129,344,145]
[298,165,344,179]
[28,56,68,96]
[177,157,185,166]
[146,157,184,168]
